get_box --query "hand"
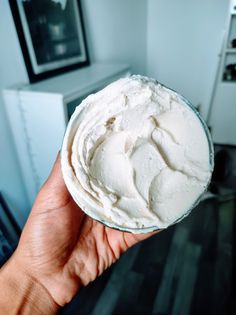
[1,154,157,314]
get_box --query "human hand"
[0,154,157,314]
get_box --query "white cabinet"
[3,63,130,206]
[208,1,236,145]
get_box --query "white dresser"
[3,63,130,206]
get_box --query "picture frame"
[0,193,21,266]
[9,0,90,83]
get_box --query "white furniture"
[208,0,236,145]
[3,63,130,206]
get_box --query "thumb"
[33,152,71,212]
[43,152,67,192]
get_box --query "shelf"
[225,48,236,53]
[221,79,236,83]
[209,2,236,145]
[227,13,236,48]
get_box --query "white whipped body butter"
[61,75,213,233]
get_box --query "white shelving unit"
[208,0,236,145]
[3,63,130,206]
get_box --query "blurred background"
[0,0,235,314]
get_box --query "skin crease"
[3,154,158,312]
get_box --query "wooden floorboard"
[90,244,141,315]
[112,271,144,315]
[151,226,188,315]
[171,243,201,315]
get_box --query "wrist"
[0,255,59,315]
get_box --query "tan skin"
[0,155,158,314]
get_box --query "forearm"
[0,255,59,315]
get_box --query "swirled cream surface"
[61,75,212,232]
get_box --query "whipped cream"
[61,75,213,232]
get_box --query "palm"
[15,156,155,306]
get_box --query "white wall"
[0,1,29,227]
[147,0,229,119]
[0,0,148,227]
[82,0,148,74]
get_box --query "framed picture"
[0,193,21,266]
[9,0,90,83]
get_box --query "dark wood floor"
[59,194,236,315]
